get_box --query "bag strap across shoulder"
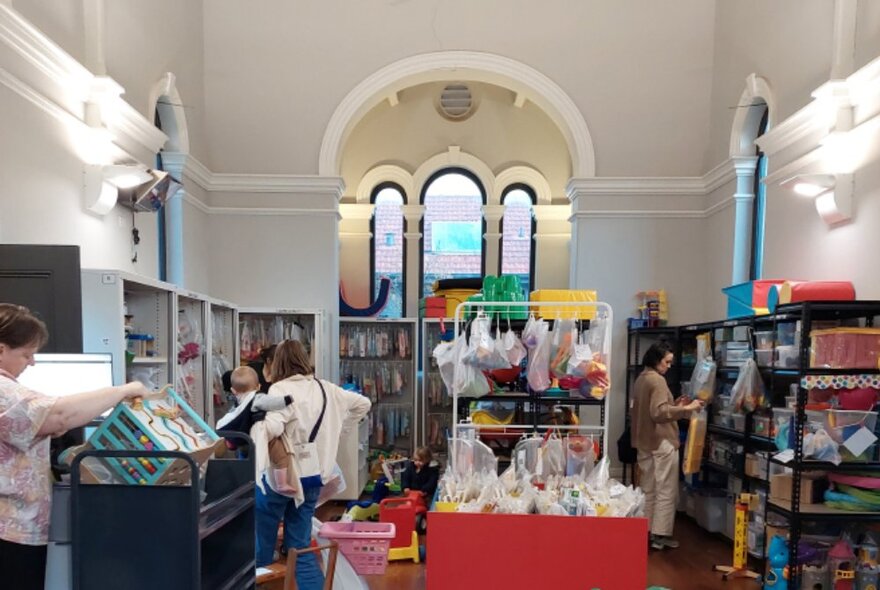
[308,379,328,443]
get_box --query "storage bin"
[723,494,736,540]
[775,345,799,368]
[694,490,727,533]
[810,328,880,369]
[756,349,774,367]
[732,414,746,432]
[752,415,771,437]
[755,331,775,351]
[529,289,597,320]
[776,322,799,347]
[824,409,879,461]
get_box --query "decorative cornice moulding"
[0,4,166,160]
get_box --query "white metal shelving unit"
[81,270,177,393]
[206,297,238,426]
[237,308,325,378]
[449,300,613,473]
[339,318,419,459]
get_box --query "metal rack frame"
[450,300,613,473]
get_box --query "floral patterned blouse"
[0,368,56,545]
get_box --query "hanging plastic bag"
[565,435,596,478]
[538,435,565,479]
[526,318,551,392]
[691,357,717,402]
[453,332,490,398]
[434,334,464,392]
[550,319,576,379]
[462,316,510,370]
[503,327,527,366]
[682,408,708,474]
[731,358,766,413]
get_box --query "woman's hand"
[675,395,692,406]
[684,399,705,412]
[121,381,150,399]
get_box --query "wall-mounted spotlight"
[82,164,163,215]
[781,172,853,226]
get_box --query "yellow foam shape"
[530,289,597,319]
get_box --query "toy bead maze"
[73,387,222,485]
[340,277,391,317]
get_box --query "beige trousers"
[637,438,678,537]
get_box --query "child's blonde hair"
[230,366,260,394]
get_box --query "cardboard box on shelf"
[769,472,828,505]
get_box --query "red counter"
[427,512,648,590]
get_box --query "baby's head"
[413,446,433,469]
[230,366,260,396]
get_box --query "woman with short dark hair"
[630,341,703,551]
[0,303,148,588]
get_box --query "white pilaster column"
[401,204,425,316]
[731,156,758,284]
[533,204,572,289]
[161,152,188,287]
[338,203,375,307]
[565,179,591,290]
[482,204,505,276]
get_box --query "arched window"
[371,183,405,318]
[499,184,536,294]
[750,106,769,280]
[421,169,485,297]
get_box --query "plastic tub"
[319,522,396,575]
[756,349,774,367]
[694,490,727,533]
[732,414,746,432]
[755,331,775,351]
[776,345,799,368]
[824,409,879,461]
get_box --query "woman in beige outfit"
[630,342,703,550]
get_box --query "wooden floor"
[261,509,763,589]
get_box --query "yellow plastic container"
[529,289,598,319]
[434,288,479,318]
[434,501,460,513]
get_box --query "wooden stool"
[283,541,339,590]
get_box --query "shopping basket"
[318,522,396,575]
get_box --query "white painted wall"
[203,0,716,176]
[706,0,835,167]
[762,160,880,299]
[104,0,208,162]
[570,213,706,470]
[0,79,158,274]
[11,0,85,63]
[703,182,737,320]
[856,0,880,71]
[178,183,212,294]
[342,82,572,198]
[206,206,341,379]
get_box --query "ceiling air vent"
[438,83,474,120]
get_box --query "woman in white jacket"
[252,339,371,589]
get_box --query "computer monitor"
[17,353,114,397]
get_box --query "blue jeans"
[255,481,324,590]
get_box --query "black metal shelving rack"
[761,300,880,588]
[70,432,256,590]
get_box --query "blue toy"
[344,475,394,521]
[764,535,790,590]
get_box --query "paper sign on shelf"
[773,449,794,463]
[843,427,878,458]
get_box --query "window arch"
[499,184,536,294]
[750,106,770,280]
[420,168,486,298]
[370,182,406,318]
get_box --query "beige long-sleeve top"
[630,368,692,451]
[251,374,371,505]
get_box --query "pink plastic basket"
[319,521,396,575]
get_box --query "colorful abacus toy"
[79,386,222,485]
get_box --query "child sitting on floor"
[401,446,440,501]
